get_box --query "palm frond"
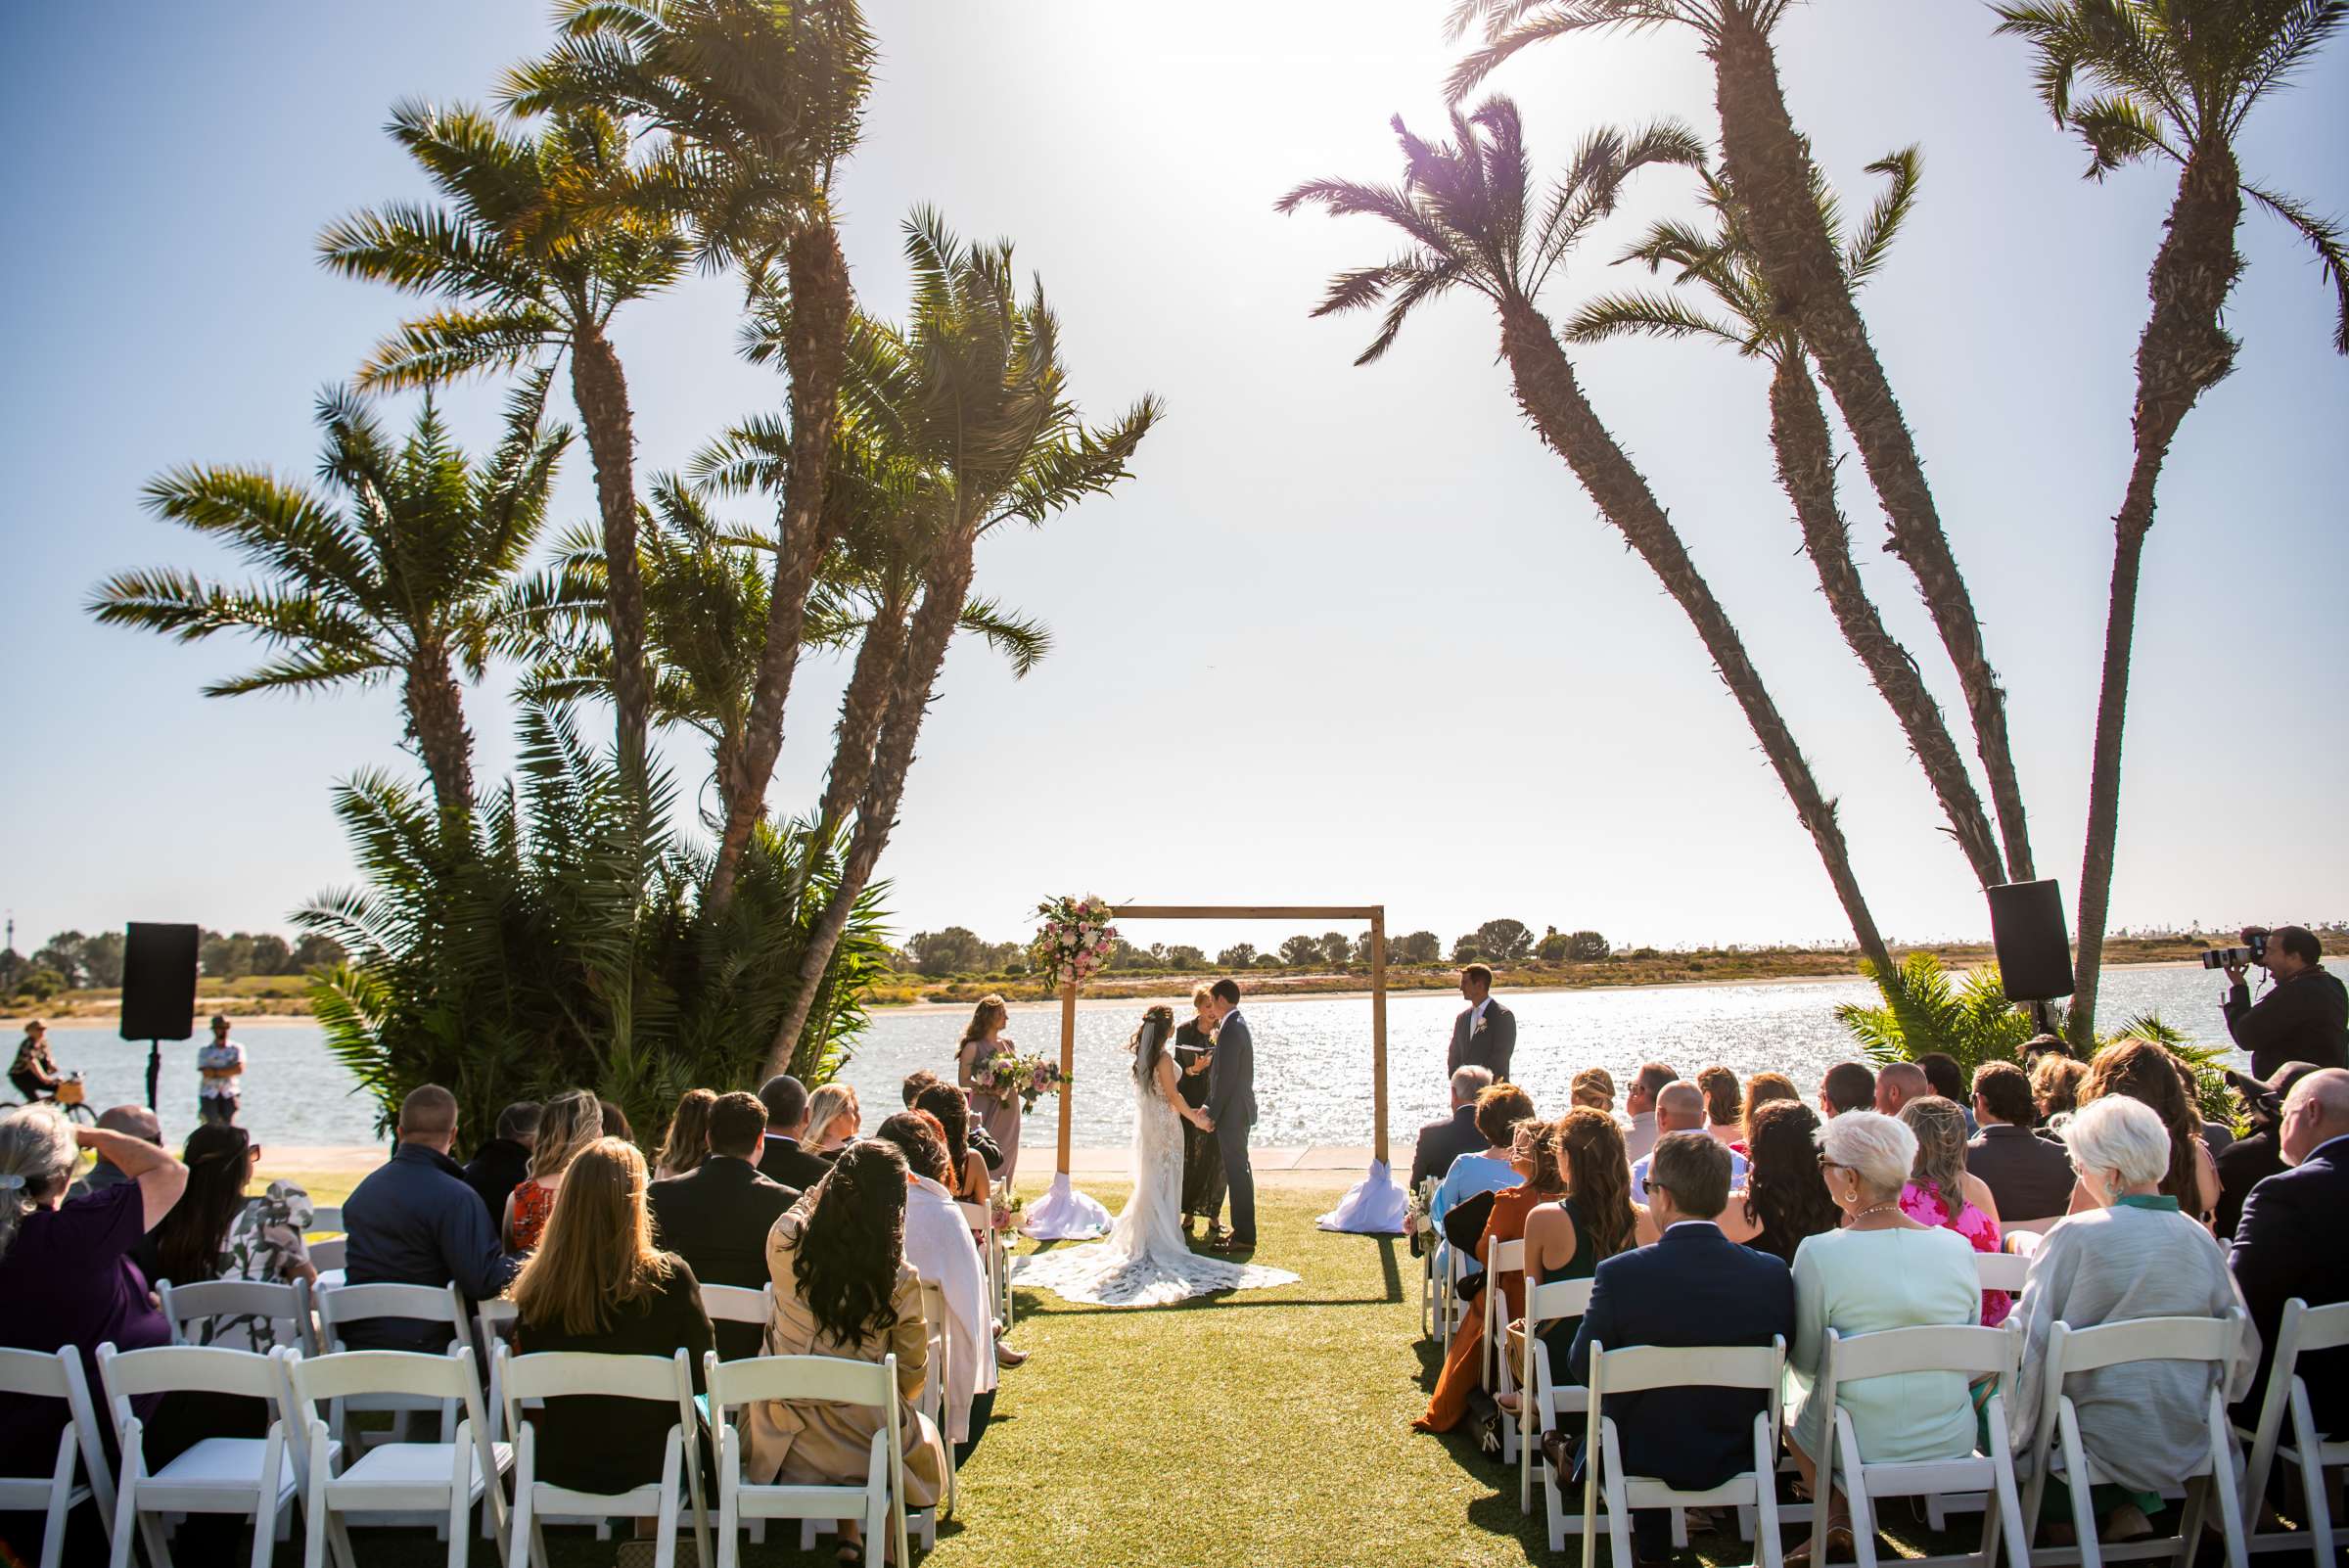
[2242,179,2349,353]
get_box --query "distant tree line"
[0,928,349,1001]
[888,919,1613,978]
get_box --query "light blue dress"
[1430,1151,1517,1282]
[1789,1224,1981,1463]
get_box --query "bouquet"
[1031,893,1118,988]
[970,1047,1069,1114]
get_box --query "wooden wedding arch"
[1022,902,1407,1238]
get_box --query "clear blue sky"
[2,2,2343,960]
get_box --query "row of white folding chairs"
[2236,1298,2349,1564]
[961,1198,1014,1335]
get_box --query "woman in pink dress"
[1897,1093,2010,1326]
[956,995,1023,1192]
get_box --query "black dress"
[1175,1022,1225,1218]
[513,1258,714,1495]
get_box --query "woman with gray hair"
[1786,1110,1982,1561]
[2006,1095,2256,1544]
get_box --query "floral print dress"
[1900,1180,2009,1327]
[204,1180,315,1350]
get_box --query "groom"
[1201,977,1258,1252]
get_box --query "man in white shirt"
[197,1013,246,1126]
[1621,1061,1679,1164]
[1630,1082,1744,1204]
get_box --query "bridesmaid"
[957,994,1023,1192]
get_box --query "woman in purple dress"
[957,994,1024,1192]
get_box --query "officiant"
[1448,963,1517,1084]
[1176,983,1227,1239]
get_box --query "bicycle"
[0,1071,98,1125]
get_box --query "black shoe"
[1212,1233,1256,1253]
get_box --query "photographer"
[2223,925,2346,1078]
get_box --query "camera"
[2199,928,2270,970]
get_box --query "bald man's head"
[1875,1062,1928,1116]
[1655,1081,1705,1133]
[2281,1068,2349,1167]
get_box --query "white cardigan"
[902,1174,998,1443]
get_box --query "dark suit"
[1208,1009,1258,1243]
[758,1133,832,1193]
[1965,1124,2075,1222]
[2223,967,2348,1078]
[1448,998,1516,1084]
[2230,1137,2349,1435]
[648,1155,800,1360]
[1569,1222,1795,1551]
[461,1137,533,1230]
[2214,1127,2286,1244]
[1410,1104,1485,1192]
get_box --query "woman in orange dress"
[1415,1114,1564,1433]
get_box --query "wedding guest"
[511,1138,713,1499]
[1819,1060,1876,1119]
[806,1084,861,1158]
[0,1107,185,1502]
[751,1141,948,1558]
[1411,1066,1494,1193]
[1873,1061,1927,1119]
[8,1019,61,1102]
[1916,1052,1976,1133]
[906,1069,1004,1175]
[2011,1095,2257,1542]
[1788,1111,1981,1559]
[463,1101,538,1227]
[1569,1066,1615,1116]
[1716,1100,1840,1263]
[1417,1112,1567,1433]
[758,1074,833,1191]
[2230,1068,2349,1434]
[1428,1082,1536,1287]
[505,1087,603,1252]
[1695,1065,1743,1147]
[913,1082,990,1207]
[647,1091,799,1360]
[136,1125,316,1346]
[2031,1054,2087,1125]
[1966,1062,2074,1222]
[343,1085,517,1349]
[653,1088,716,1180]
[1738,1072,1799,1150]
[2069,1039,2220,1223]
[1449,964,1516,1084]
[1630,1083,1743,1204]
[1517,1109,1636,1383]
[2221,924,2347,1077]
[2213,1061,2321,1240]
[875,1111,999,1464]
[197,1013,246,1127]
[1898,1095,2008,1326]
[1180,986,1229,1237]
[73,1104,161,1195]
[1622,1062,1677,1163]
[598,1098,632,1141]
[1559,1132,1795,1562]
[957,993,1024,1190]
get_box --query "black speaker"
[1987,881,2075,1002]
[119,923,200,1042]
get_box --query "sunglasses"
[1816,1154,1849,1172]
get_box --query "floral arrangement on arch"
[1032,893,1118,988]
[969,1045,1069,1112]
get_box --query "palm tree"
[1450,0,2040,885]
[1280,100,1892,975]
[318,102,686,790]
[757,210,1162,1071]
[503,0,878,916]
[1564,153,2008,893]
[89,382,569,826]
[1992,0,2347,1044]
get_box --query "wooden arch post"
[1020,902,1406,1240]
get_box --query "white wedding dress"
[1012,1049,1298,1308]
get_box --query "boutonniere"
[1471,1016,1488,1036]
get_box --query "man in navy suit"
[2231,1067,2349,1434]
[1563,1132,1796,1564]
[1202,978,1258,1251]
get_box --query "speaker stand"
[144,1040,161,1113]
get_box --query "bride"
[1012,1005,1298,1308]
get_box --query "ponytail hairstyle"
[0,1105,78,1262]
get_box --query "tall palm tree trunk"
[764,542,977,1075]
[569,317,650,790]
[779,583,914,915]
[709,220,853,915]
[1499,298,1892,973]
[2069,152,2243,1046]
[1769,352,2007,890]
[1713,11,2035,883]
[403,646,476,830]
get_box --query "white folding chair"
[497,1346,709,1568]
[2237,1298,2349,1561]
[1580,1336,1787,1568]
[699,1283,774,1354]
[1483,1238,1527,1462]
[303,1209,347,1278]
[312,1283,468,1450]
[0,1348,115,1568]
[915,1277,957,1530]
[1975,1253,2032,1295]
[159,1277,317,1355]
[1416,1177,1442,1339]
[1808,1323,2029,1568]
[704,1352,915,1568]
[1524,1276,1594,1535]
[1438,1242,1476,1357]
[284,1346,512,1568]
[94,1343,309,1568]
[2020,1312,2251,1568]
[959,1199,1012,1334]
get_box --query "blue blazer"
[1568,1222,1795,1491]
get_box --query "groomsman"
[1447,963,1516,1084]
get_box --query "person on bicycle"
[9,1021,62,1103]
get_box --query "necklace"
[1850,1201,1903,1224]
